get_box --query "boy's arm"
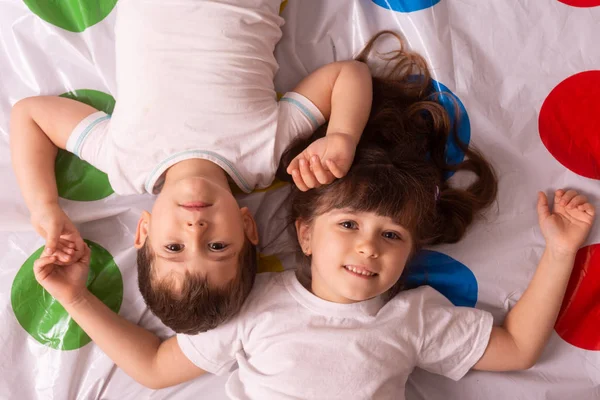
[474,190,595,371]
[10,96,97,253]
[34,250,205,389]
[286,61,372,191]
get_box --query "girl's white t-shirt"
[178,270,494,400]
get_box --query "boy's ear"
[240,207,259,245]
[294,219,312,255]
[134,211,151,249]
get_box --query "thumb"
[537,191,551,226]
[44,222,62,254]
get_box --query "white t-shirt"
[66,0,324,195]
[178,270,494,400]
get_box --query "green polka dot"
[23,0,117,33]
[56,90,115,201]
[11,240,123,351]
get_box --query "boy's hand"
[31,203,85,264]
[286,132,357,191]
[537,189,595,257]
[34,242,91,306]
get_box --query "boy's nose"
[186,220,207,228]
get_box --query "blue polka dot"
[372,0,441,13]
[429,80,471,179]
[404,250,478,307]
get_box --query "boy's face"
[296,209,413,304]
[134,176,258,289]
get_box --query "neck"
[164,159,230,191]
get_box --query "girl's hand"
[34,242,91,306]
[31,203,85,264]
[537,189,595,257]
[286,132,357,191]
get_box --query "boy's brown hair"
[137,238,257,334]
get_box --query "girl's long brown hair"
[277,31,497,296]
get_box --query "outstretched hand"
[286,132,357,191]
[537,189,595,257]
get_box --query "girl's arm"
[10,96,96,255]
[33,250,205,389]
[474,190,595,371]
[286,60,373,191]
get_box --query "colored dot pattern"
[371,0,441,13]
[429,80,471,178]
[11,240,123,351]
[557,0,600,6]
[23,0,117,33]
[258,253,285,273]
[539,71,600,180]
[57,90,115,201]
[405,250,478,307]
[554,245,600,350]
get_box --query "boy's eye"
[165,244,184,252]
[340,220,358,229]
[208,242,227,251]
[382,231,401,240]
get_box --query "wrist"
[326,130,360,146]
[64,288,93,311]
[544,246,577,265]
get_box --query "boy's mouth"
[180,202,212,210]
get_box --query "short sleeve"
[416,287,493,381]
[65,111,112,174]
[276,92,326,144]
[177,315,242,376]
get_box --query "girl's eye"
[383,231,401,240]
[165,244,184,252]
[340,220,358,229]
[208,242,227,251]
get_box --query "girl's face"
[296,209,414,304]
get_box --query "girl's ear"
[295,219,313,255]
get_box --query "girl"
[32,32,595,399]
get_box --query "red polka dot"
[557,0,600,6]
[539,71,600,180]
[555,244,600,351]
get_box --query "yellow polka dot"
[280,0,288,14]
[258,253,285,273]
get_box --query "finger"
[33,255,57,281]
[559,189,578,206]
[44,224,61,254]
[567,194,588,209]
[286,154,304,175]
[326,159,346,179]
[311,156,334,184]
[57,239,76,255]
[80,243,92,264]
[291,169,309,192]
[299,158,318,189]
[577,203,596,217]
[537,192,551,225]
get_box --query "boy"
[10,0,372,333]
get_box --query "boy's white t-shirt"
[178,270,494,400]
[66,0,324,195]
